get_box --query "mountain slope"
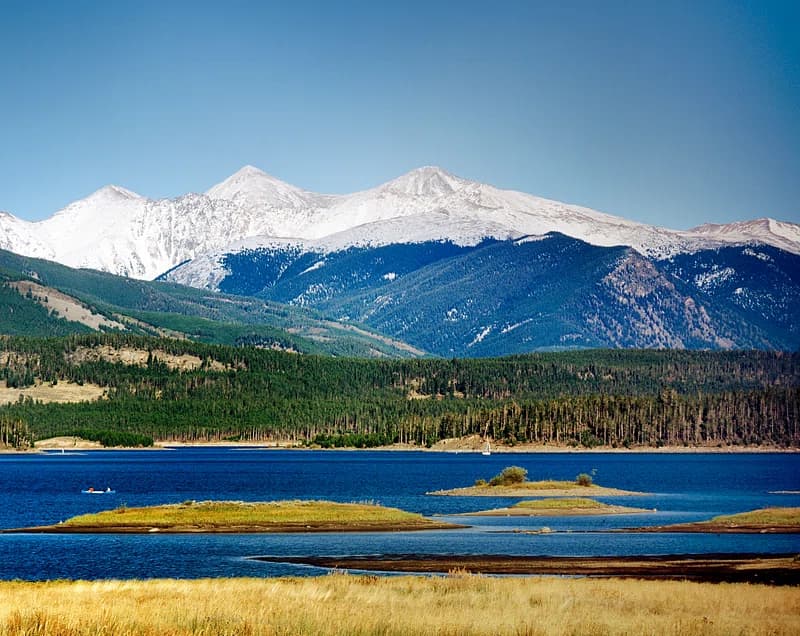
[3,165,798,357]
[317,235,792,355]
[174,232,794,356]
[0,249,423,357]
[659,244,800,346]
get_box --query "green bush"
[576,473,593,486]
[72,429,154,448]
[488,466,528,486]
[473,478,487,487]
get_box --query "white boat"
[81,487,115,494]
[481,441,491,456]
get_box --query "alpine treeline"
[0,334,797,448]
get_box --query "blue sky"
[1,0,798,228]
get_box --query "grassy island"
[635,507,800,534]
[8,500,463,534]
[429,466,645,497]
[458,497,653,517]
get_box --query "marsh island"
[429,466,646,497]
[6,500,463,534]
[457,497,653,517]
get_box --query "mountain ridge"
[1,165,798,282]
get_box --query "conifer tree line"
[0,334,797,448]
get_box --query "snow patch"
[468,325,493,347]
[743,248,772,262]
[513,235,550,245]
[301,260,326,275]
[501,318,533,334]
[694,267,736,290]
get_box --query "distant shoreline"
[157,441,799,453]
[2,437,797,454]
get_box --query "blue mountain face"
[210,233,799,356]
[659,245,800,347]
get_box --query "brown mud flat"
[628,522,800,534]
[1,520,465,534]
[252,553,800,585]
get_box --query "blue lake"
[0,448,798,580]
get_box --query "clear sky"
[1,0,798,228]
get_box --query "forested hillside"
[1,334,797,449]
[0,248,422,357]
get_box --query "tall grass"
[1,575,798,635]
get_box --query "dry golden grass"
[514,497,608,509]
[67,345,230,372]
[7,281,126,331]
[0,381,106,405]
[1,574,798,635]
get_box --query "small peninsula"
[429,466,646,497]
[5,500,463,534]
[458,497,653,517]
[632,507,800,534]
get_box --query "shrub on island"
[488,466,528,486]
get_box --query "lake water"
[0,448,798,580]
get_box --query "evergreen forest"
[1,334,797,449]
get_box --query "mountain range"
[1,166,798,356]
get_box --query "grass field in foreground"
[1,574,798,635]
[58,499,441,530]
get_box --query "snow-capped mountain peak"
[91,184,143,201]
[1,165,798,283]
[381,165,465,197]
[45,185,144,225]
[205,165,314,210]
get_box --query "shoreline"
[2,520,464,534]
[628,523,800,534]
[250,553,800,585]
[3,438,797,454]
[161,440,800,453]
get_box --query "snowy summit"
[0,165,798,280]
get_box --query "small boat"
[81,487,115,494]
[481,441,491,456]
